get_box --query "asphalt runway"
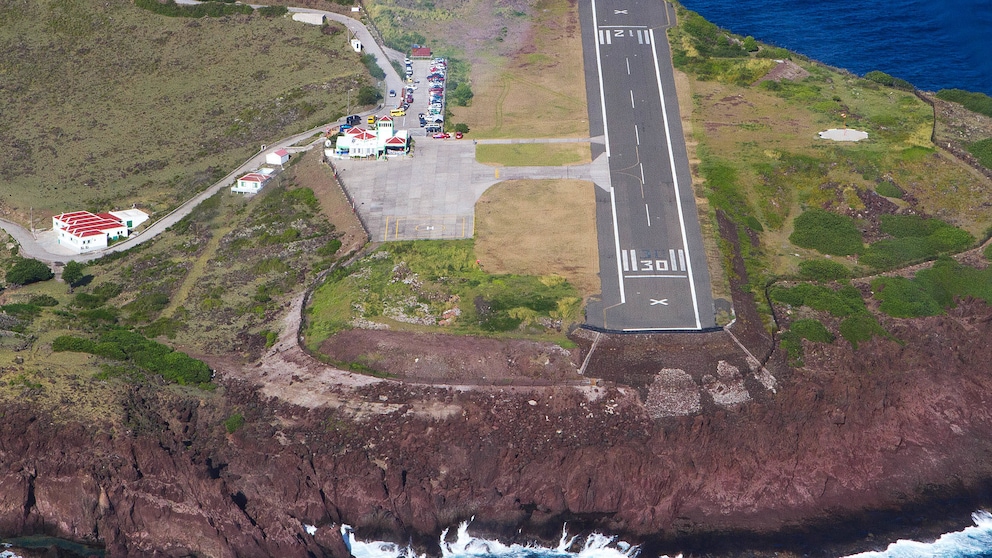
[579,0,717,331]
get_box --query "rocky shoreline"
[3,290,992,557]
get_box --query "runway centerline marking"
[645,203,651,226]
[650,27,701,329]
[634,124,639,145]
[626,57,631,75]
[629,89,635,109]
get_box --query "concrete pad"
[819,128,869,142]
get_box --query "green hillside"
[0,0,370,220]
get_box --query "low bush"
[134,0,253,17]
[871,276,942,318]
[860,215,974,269]
[6,258,54,285]
[967,138,992,170]
[317,239,342,257]
[789,209,864,256]
[769,283,866,317]
[798,259,849,282]
[224,413,245,434]
[875,181,904,198]
[779,318,834,366]
[256,5,287,16]
[936,89,992,118]
[52,328,211,387]
[360,53,386,80]
[838,314,886,349]
[28,295,59,307]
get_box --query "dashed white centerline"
[626,57,631,75]
[634,125,640,145]
[639,163,645,185]
[645,203,651,226]
[630,89,635,109]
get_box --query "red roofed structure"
[232,171,272,195]
[411,46,432,59]
[53,211,130,253]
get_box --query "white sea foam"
[843,510,992,558]
[339,520,679,558]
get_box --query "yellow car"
[390,108,406,117]
[367,115,376,124]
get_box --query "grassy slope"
[0,0,372,222]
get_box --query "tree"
[742,36,758,52]
[5,258,54,286]
[62,261,84,293]
[356,85,381,106]
[454,123,469,134]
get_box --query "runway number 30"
[639,259,669,272]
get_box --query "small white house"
[265,149,290,166]
[232,172,271,195]
[292,12,326,25]
[53,211,130,253]
[351,38,363,52]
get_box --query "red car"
[455,132,463,139]
[433,132,451,139]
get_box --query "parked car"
[432,132,450,139]
[455,131,463,139]
[389,89,396,97]
[340,124,353,132]
[346,114,361,125]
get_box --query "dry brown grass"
[475,143,591,166]
[474,179,600,298]
[291,148,368,255]
[450,0,589,139]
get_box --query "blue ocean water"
[338,512,992,558]
[679,0,992,96]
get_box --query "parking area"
[384,56,447,138]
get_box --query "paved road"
[579,0,716,332]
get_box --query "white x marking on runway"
[650,299,669,306]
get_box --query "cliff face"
[4,299,992,557]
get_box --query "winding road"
[0,3,405,264]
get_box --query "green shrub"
[134,0,253,17]
[449,83,474,106]
[454,123,470,134]
[871,276,942,318]
[779,318,834,366]
[256,5,287,16]
[967,137,992,170]
[28,295,59,307]
[224,412,245,434]
[861,216,974,269]
[52,336,96,353]
[742,36,758,52]
[798,259,850,282]
[360,53,386,80]
[79,307,119,324]
[936,89,992,118]
[875,181,904,198]
[789,209,864,256]
[356,85,381,106]
[1,303,40,318]
[6,258,54,285]
[769,283,866,317]
[839,314,885,349]
[317,239,342,257]
[865,71,895,87]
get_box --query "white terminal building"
[326,116,410,159]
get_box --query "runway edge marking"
[650,27,701,330]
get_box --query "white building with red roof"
[265,148,290,166]
[53,211,131,253]
[326,117,409,159]
[232,171,272,195]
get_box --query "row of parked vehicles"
[422,58,447,135]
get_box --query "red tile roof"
[412,47,431,57]
[273,148,289,157]
[54,211,125,239]
[239,173,269,183]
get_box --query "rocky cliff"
[4,296,992,557]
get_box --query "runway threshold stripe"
[622,248,629,272]
[630,250,638,272]
[651,28,701,329]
